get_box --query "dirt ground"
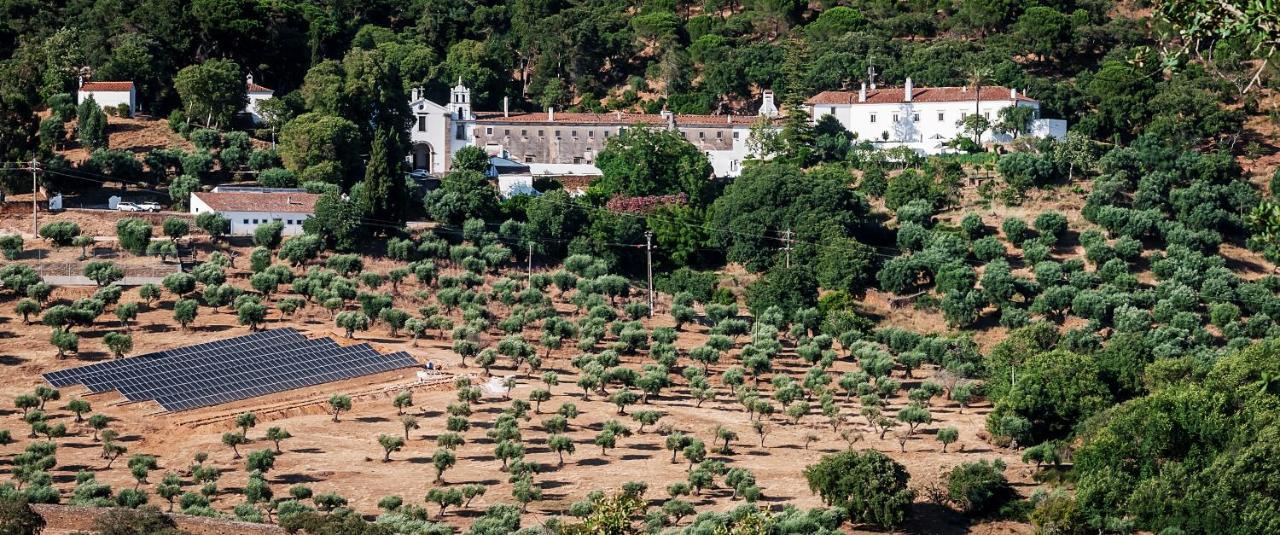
[0,210,1035,534]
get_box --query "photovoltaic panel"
[41,329,421,412]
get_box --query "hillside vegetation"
[1,1,1280,534]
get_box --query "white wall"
[189,195,309,236]
[246,90,273,125]
[706,125,759,177]
[78,89,136,116]
[811,98,1053,154]
[408,98,458,175]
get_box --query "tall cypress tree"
[778,96,815,167]
[358,125,405,223]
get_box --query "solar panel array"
[43,328,419,412]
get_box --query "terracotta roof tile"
[248,82,273,93]
[806,86,1037,105]
[193,191,319,213]
[473,111,773,127]
[79,81,134,92]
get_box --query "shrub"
[946,459,1015,516]
[38,221,81,246]
[654,267,717,304]
[1034,212,1068,243]
[972,236,1006,262]
[0,235,23,259]
[115,218,153,255]
[960,213,985,238]
[1001,218,1029,244]
[254,222,284,249]
[259,168,297,188]
[803,449,913,529]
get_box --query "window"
[485,127,493,135]
[730,160,739,171]
[555,130,561,137]
[984,111,990,119]
[571,130,577,137]
[503,129,510,136]
[938,112,945,121]
[698,132,704,139]
[417,116,426,132]
[733,131,740,139]
[252,219,259,224]
[913,113,919,122]
[455,124,465,140]
[538,130,544,136]
[716,131,723,138]
[892,113,899,123]
[588,130,594,138]
[573,156,582,164]
[242,219,249,224]
[520,129,526,136]
[828,107,836,116]
[870,113,877,123]
[524,155,534,163]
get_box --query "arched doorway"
[412,143,433,171]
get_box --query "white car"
[138,201,162,212]
[116,202,143,212]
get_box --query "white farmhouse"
[77,80,137,117]
[806,79,1067,154]
[189,187,319,236]
[244,74,274,125]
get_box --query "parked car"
[116,202,143,212]
[138,201,162,212]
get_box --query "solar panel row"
[41,329,420,412]
[45,329,305,387]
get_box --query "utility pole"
[644,230,654,317]
[781,229,793,269]
[30,158,40,237]
[527,241,533,279]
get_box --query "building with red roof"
[804,78,1067,153]
[189,187,319,237]
[77,79,137,117]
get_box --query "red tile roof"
[248,82,273,93]
[193,191,319,213]
[473,111,772,127]
[79,81,134,92]
[807,85,1037,105]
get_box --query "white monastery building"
[77,80,137,117]
[244,75,274,125]
[189,187,318,237]
[407,81,779,178]
[806,79,1067,153]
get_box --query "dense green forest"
[1,0,1280,533]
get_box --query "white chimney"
[503,97,509,118]
[758,90,778,117]
[904,77,913,102]
[547,107,554,121]
[859,82,866,103]
[1010,88,1017,99]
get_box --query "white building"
[244,74,274,125]
[407,82,778,178]
[189,187,319,236]
[806,79,1067,154]
[77,80,137,117]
